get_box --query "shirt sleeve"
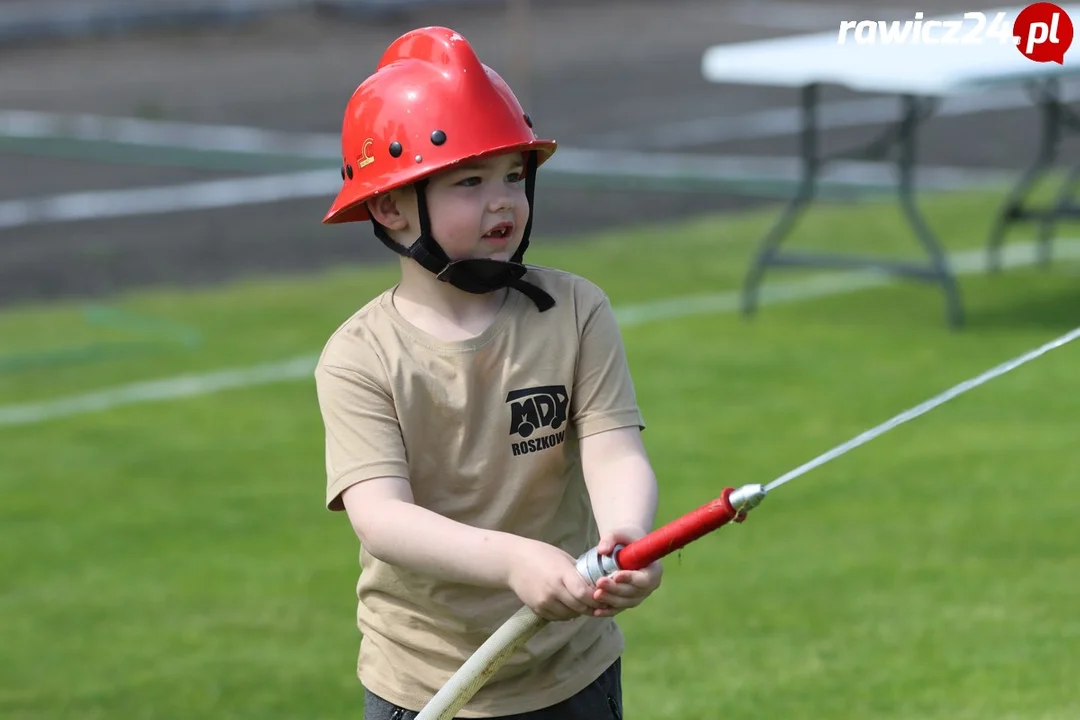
[570,287,646,438]
[314,361,409,511]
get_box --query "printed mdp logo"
[506,385,569,456]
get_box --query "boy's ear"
[366,190,409,231]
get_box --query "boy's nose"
[489,193,515,213]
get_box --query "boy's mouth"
[482,222,514,241]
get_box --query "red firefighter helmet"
[323,26,558,225]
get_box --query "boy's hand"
[507,540,605,622]
[590,527,663,618]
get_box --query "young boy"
[314,26,663,719]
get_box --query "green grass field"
[2,190,1079,719]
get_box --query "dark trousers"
[364,657,622,720]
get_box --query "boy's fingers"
[600,570,654,590]
[564,580,603,610]
[542,596,586,621]
[593,569,664,606]
[594,582,638,600]
[593,592,642,610]
[536,602,572,622]
[558,584,595,614]
[566,575,604,608]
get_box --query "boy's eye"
[457,176,482,187]
[506,171,524,183]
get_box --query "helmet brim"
[322,139,556,225]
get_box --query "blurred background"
[2,0,1067,305]
[3,2,1080,719]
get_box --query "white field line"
[8,80,1071,158]
[2,237,1078,428]
[0,109,1016,230]
[610,237,1080,325]
[0,109,341,158]
[4,73,1076,185]
[0,169,340,229]
[0,156,1012,230]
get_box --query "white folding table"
[701,4,1080,328]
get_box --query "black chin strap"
[371,151,555,312]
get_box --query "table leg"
[986,78,1063,272]
[896,94,964,329]
[741,82,821,318]
[1037,160,1080,266]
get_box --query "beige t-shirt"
[314,265,645,717]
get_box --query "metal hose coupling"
[729,483,767,516]
[576,544,623,586]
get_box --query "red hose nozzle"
[575,483,767,583]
